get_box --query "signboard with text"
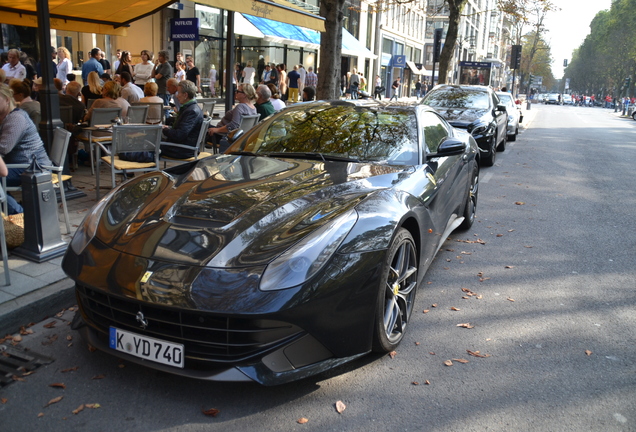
[170,18,199,41]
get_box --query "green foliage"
[564,0,636,96]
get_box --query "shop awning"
[241,14,375,58]
[407,61,422,75]
[0,0,178,36]
[198,0,324,32]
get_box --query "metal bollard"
[12,156,67,263]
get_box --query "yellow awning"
[0,0,177,36]
[198,0,325,32]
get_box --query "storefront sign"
[459,61,492,69]
[171,18,199,41]
[391,55,406,68]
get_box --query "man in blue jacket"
[160,80,203,158]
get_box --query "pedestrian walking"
[389,77,401,101]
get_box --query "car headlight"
[69,193,111,255]
[469,122,490,136]
[259,208,358,291]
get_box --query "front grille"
[76,284,303,363]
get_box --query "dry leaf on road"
[49,383,66,389]
[443,360,453,366]
[389,351,397,359]
[297,417,309,424]
[457,323,474,329]
[450,307,460,311]
[44,396,63,408]
[72,404,85,415]
[467,350,491,358]
[202,408,220,417]
[61,366,79,373]
[335,400,346,413]
[453,358,469,364]
[585,350,592,356]
[43,321,57,329]
[424,380,430,385]
[507,297,515,302]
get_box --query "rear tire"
[458,165,479,231]
[508,128,517,141]
[372,229,418,353]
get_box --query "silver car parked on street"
[496,92,521,142]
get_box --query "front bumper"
[63,240,384,385]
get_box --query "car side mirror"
[426,138,465,159]
[227,129,245,143]
[496,104,507,113]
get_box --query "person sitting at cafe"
[119,80,203,162]
[59,81,86,125]
[0,84,52,214]
[207,83,257,152]
[83,80,129,123]
[255,84,275,119]
[139,82,164,124]
[81,71,102,106]
[120,72,144,104]
[10,78,41,126]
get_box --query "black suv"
[420,85,508,166]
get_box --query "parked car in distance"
[496,92,521,141]
[63,100,480,385]
[562,94,573,105]
[421,84,508,166]
[545,93,562,105]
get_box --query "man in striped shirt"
[305,66,318,89]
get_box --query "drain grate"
[0,344,55,387]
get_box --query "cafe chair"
[160,117,212,167]
[196,98,215,115]
[132,101,163,124]
[127,105,149,124]
[1,127,73,234]
[95,124,162,200]
[78,107,122,175]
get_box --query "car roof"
[430,84,494,93]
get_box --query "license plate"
[109,327,184,368]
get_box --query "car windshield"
[232,104,419,165]
[422,88,491,110]
[498,93,514,107]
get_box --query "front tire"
[372,229,418,353]
[481,137,496,167]
[497,132,506,151]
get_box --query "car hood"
[94,154,411,267]
[433,107,490,128]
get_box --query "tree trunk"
[438,0,467,84]
[317,0,346,99]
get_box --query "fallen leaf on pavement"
[72,404,85,415]
[19,327,34,335]
[429,352,435,355]
[479,277,491,282]
[453,358,469,364]
[389,351,397,359]
[61,366,79,373]
[443,360,453,366]
[505,265,515,269]
[85,403,100,409]
[507,297,515,302]
[297,417,309,424]
[12,375,25,382]
[49,383,66,389]
[43,321,57,329]
[585,350,592,356]
[457,323,474,329]
[22,371,35,376]
[87,344,97,352]
[414,342,420,345]
[37,413,44,418]
[450,307,460,311]
[496,234,503,237]
[412,381,419,385]
[424,380,430,385]
[12,335,22,343]
[1,398,7,404]
[431,304,437,308]
[335,400,346,413]
[515,201,525,205]
[467,350,491,358]
[202,408,220,417]
[44,396,63,407]
[422,309,429,313]
[92,374,106,380]
[66,335,72,341]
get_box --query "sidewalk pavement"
[3,98,622,336]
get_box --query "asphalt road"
[1,104,635,431]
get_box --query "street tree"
[316,0,347,99]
